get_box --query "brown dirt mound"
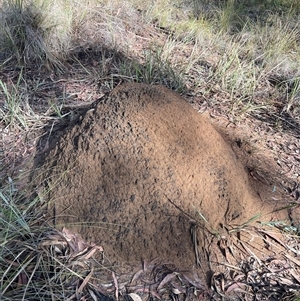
[32,83,285,269]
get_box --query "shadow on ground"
[185,0,299,29]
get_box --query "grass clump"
[0,72,28,129]
[118,46,186,92]
[0,70,43,131]
[142,0,300,116]
[0,178,106,301]
[0,0,61,69]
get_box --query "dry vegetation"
[0,0,300,300]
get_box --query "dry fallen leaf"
[128,293,143,301]
[157,272,178,290]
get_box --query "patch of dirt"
[31,83,291,272]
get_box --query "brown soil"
[32,83,289,270]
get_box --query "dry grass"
[0,179,111,300]
[0,0,299,114]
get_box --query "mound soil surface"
[33,83,285,269]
